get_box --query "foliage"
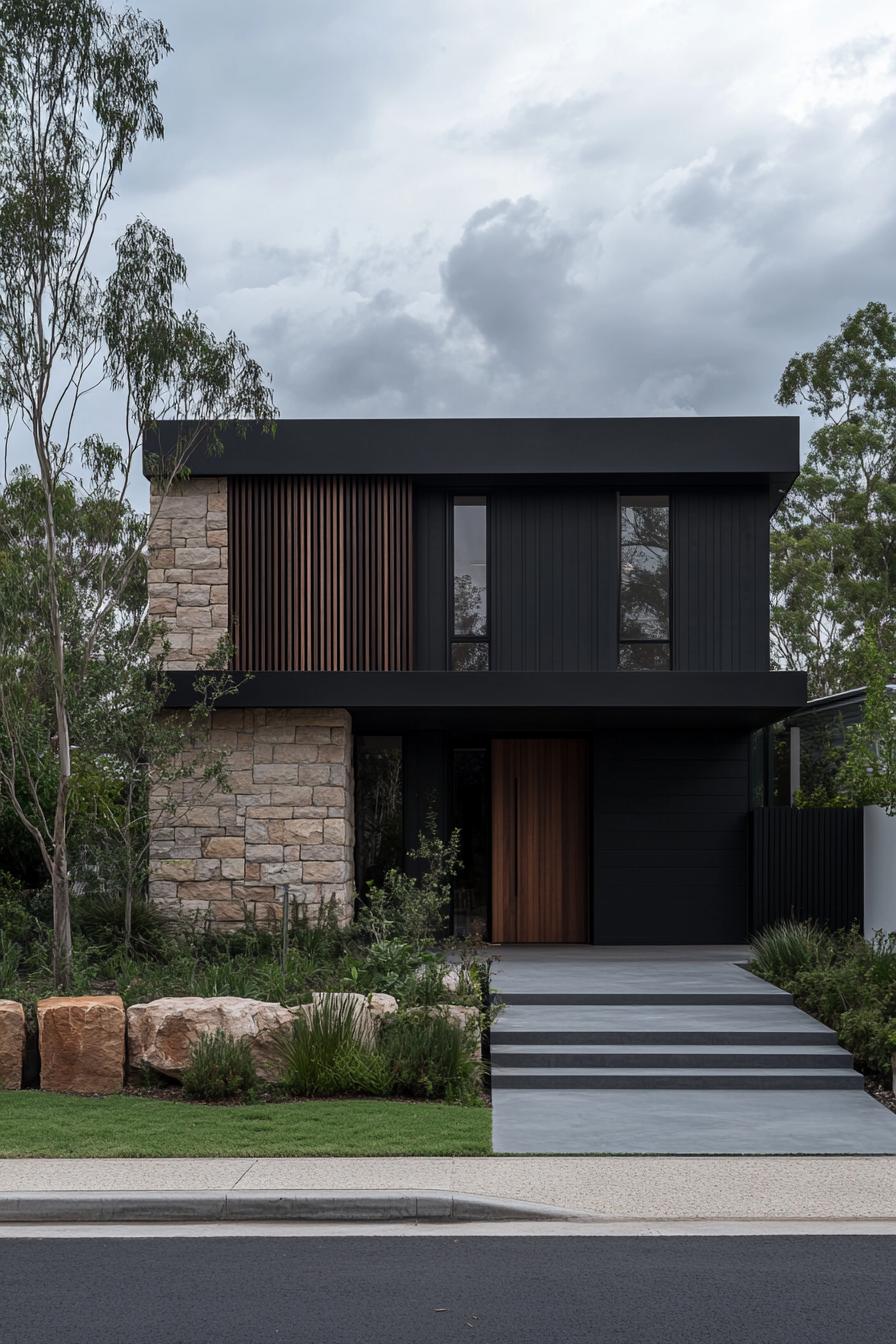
[831,635,896,813]
[792,632,896,812]
[275,998,482,1104]
[0,871,40,947]
[0,906,480,1011]
[181,1029,257,1102]
[0,0,275,988]
[773,301,896,696]
[357,817,462,949]
[378,1010,482,1103]
[749,919,832,981]
[73,889,169,959]
[0,1094,492,1158]
[275,996,389,1099]
[750,922,896,1079]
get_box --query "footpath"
[3,1155,896,1225]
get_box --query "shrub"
[356,816,462,950]
[182,1029,258,1102]
[750,920,832,982]
[378,1010,481,1103]
[74,890,169,958]
[275,995,389,1098]
[751,921,896,1082]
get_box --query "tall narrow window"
[619,495,670,669]
[451,496,488,670]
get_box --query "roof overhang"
[143,417,801,513]
[165,670,807,731]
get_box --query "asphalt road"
[2,1234,894,1343]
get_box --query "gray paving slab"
[491,949,782,999]
[493,1002,834,1034]
[491,1089,896,1154]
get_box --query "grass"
[0,1092,491,1158]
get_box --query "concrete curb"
[0,1189,590,1224]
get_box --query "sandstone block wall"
[148,708,355,928]
[148,476,228,671]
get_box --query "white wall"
[864,806,896,937]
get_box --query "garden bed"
[0,1092,491,1158]
[750,921,896,1093]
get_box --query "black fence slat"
[749,807,863,935]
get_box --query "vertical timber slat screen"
[750,807,863,934]
[229,476,413,670]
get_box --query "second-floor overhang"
[165,669,807,731]
[144,416,801,513]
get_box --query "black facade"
[148,417,807,945]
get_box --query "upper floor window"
[619,495,670,669]
[451,495,488,670]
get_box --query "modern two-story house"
[145,418,807,945]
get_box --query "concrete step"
[490,1044,855,1070]
[490,1067,864,1090]
[491,1003,836,1046]
[492,990,794,1006]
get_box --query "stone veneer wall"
[148,708,354,928]
[147,476,355,928]
[148,476,229,671]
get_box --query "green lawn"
[0,1093,492,1158]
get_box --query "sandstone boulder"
[37,995,125,1094]
[0,1000,25,1090]
[368,993,399,1023]
[127,997,295,1084]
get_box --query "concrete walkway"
[7,1155,896,1221]
[489,946,896,1154]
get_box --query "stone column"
[148,476,228,670]
[149,708,355,928]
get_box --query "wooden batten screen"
[229,476,413,670]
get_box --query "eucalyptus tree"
[0,1,275,986]
[773,301,896,696]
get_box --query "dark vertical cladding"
[490,490,613,671]
[672,489,770,671]
[413,488,448,669]
[594,727,751,943]
[750,808,863,932]
[229,476,413,670]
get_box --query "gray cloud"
[101,0,896,437]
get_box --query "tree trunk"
[124,878,134,956]
[51,791,73,991]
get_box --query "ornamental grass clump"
[378,1011,481,1104]
[275,996,389,1098]
[182,1029,257,1102]
[749,920,832,982]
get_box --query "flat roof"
[143,417,800,504]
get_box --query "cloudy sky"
[103,0,893,434]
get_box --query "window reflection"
[619,495,670,669]
[452,496,488,669]
[355,736,403,895]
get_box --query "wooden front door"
[491,738,589,943]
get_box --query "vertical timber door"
[491,739,589,942]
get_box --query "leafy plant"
[378,1010,481,1103]
[275,996,388,1098]
[357,816,462,950]
[182,1029,257,1102]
